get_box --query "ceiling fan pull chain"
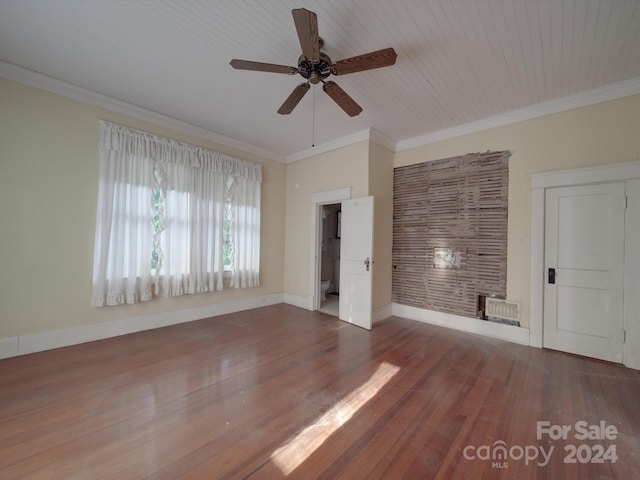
[312,85,316,147]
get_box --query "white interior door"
[544,183,625,363]
[339,196,374,330]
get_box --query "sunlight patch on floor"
[270,362,400,475]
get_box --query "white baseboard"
[0,336,19,360]
[0,293,284,360]
[391,303,530,346]
[283,293,313,310]
[283,295,392,324]
[373,303,392,323]
[1,296,532,360]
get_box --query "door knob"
[364,258,370,271]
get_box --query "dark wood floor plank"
[1,304,639,479]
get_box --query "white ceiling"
[1,0,640,162]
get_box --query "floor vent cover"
[485,298,520,323]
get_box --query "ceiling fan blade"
[292,8,320,61]
[278,83,310,114]
[322,81,362,117]
[332,47,398,75]
[230,59,297,75]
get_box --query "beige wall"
[0,78,286,339]
[282,138,395,312]
[395,94,640,328]
[3,74,639,341]
[368,141,395,310]
[284,141,369,299]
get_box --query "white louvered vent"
[485,298,520,322]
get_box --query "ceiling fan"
[230,8,397,117]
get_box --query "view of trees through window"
[223,201,233,267]
[150,190,233,272]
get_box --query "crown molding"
[4,60,639,162]
[396,76,640,152]
[285,127,397,163]
[0,61,286,163]
[369,127,396,152]
[284,128,372,163]
[0,59,384,164]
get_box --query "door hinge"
[623,330,626,343]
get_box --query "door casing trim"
[530,160,640,364]
[309,188,352,311]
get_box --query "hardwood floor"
[1,304,638,479]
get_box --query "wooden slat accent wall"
[392,151,510,318]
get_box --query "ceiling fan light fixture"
[309,72,321,85]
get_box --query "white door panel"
[557,193,613,271]
[556,285,609,337]
[544,183,625,363]
[339,196,374,330]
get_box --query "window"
[151,188,161,272]
[151,192,232,273]
[223,200,233,268]
[91,121,261,307]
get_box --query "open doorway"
[318,203,341,316]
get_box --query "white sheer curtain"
[91,121,262,306]
[155,158,226,296]
[229,174,261,288]
[91,128,154,306]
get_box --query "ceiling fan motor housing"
[298,51,332,84]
